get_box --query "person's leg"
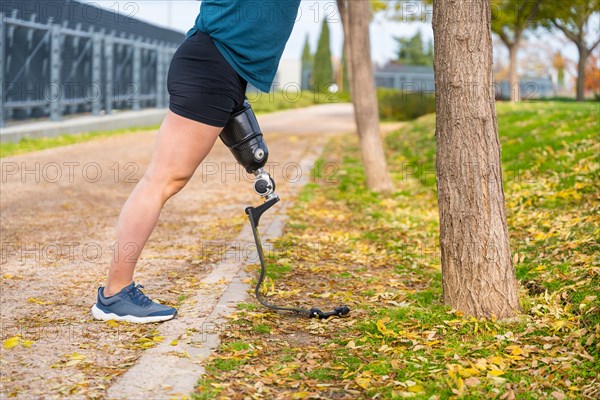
[103,110,223,297]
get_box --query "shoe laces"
[128,284,153,307]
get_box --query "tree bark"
[576,45,588,101]
[508,43,520,102]
[341,0,394,193]
[432,0,521,319]
[337,0,353,94]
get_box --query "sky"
[84,0,595,74]
[84,0,433,65]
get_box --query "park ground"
[1,100,598,399]
[0,103,357,397]
[193,101,599,399]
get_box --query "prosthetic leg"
[220,100,350,319]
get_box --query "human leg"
[104,111,223,296]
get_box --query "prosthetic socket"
[220,100,276,200]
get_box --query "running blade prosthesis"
[219,101,350,319]
[246,195,350,319]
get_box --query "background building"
[374,61,554,99]
[0,0,184,127]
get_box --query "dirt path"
[0,104,358,398]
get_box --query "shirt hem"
[211,39,273,93]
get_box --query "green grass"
[262,260,293,280]
[193,100,598,398]
[210,358,246,372]
[191,378,221,400]
[236,302,258,311]
[251,324,271,334]
[227,341,250,352]
[305,368,338,381]
[248,89,349,114]
[177,293,189,305]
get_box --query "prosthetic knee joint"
[220,100,276,200]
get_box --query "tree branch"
[529,0,541,21]
[588,36,600,53]
[497,29,512,48]
[551,19,581,45]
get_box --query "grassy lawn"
[193,101,599,399]
[250,89,348,114]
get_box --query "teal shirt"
[188,0,301,93]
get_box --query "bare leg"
[104,111,223,296]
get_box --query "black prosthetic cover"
[220,100,268,174]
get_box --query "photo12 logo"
[1,161,140,184]
[1,1,140,24]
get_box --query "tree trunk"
[342,0,394,193]
[432,0,520,319]
[508,43,520,102]
[576,45,588,101]
[337,0,353,95]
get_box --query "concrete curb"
[0,109,167,143]
[106,149,320,400]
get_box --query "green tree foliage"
[301,34,313,90]
[301,34,312,65]
[340,43,350,93]
[491,0,540,44]
[395,30,433,66]
[539,0,600,100]
[312,18,334,91]
[370,0,388,13]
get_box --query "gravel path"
[0,104,356,398]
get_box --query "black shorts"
[167,30,248,127]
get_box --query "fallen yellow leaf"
[27,297,52,305]
[3,336,21,350]
[356,377,371,389]
[292,392,312,399]
[69,352,86,360]
[458,367,480,378]
[64,352,86,366]
[376,318,397,337]
[407,384,425,393]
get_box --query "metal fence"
[0,5,181,127]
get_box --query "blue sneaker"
[91,282,177,323]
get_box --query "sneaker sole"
[91,304,176,323]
